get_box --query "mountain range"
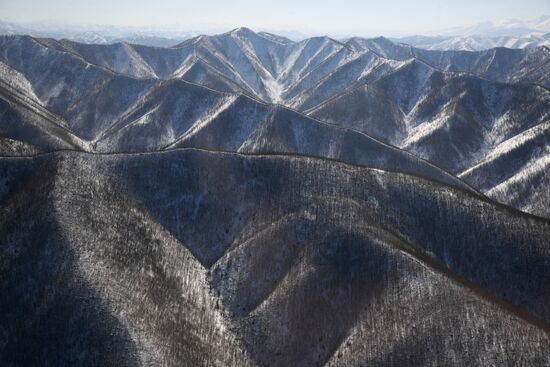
[0,29,548,217]
[431,15,550,37]
[2,16,550,50]
[0,28,549,365]
[396,33,550,51]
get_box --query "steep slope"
[0,154,254,366]
[1,32,347,105]
[309,60,550,173]
[459,120,550,218]
[0,35,114,115]
[2,150,548,365]
[0,60,41,103]
[484,155,549,218]
[286,52,394,111]
[109,149,550,327]
[88,75,470,191]
[163,94,273,152]
[52,39,158,79]
[3,32,548,111]
[92,78,471,191]
[460,120,550,191]
[63,75,158,140]
[0,63,87,152]
[0,36,159,141]
[302,83,406,143]
[173,29,347,103]
[274,36,344,87]
[0,60,81,152]
[176,56,250,94]
[400,75,550,173]
[130,43,194,79]
[173,28,283,101]
[346,36,414,59]
[238,106,472,191]
[94,79,241,152]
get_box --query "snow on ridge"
[459,120,550,177]
[487,154,550,197]
[486,120,550,159]
[166,94,239,146]
[401,102,456,147]
[172,54,201,78]
[119,43,159,79]
[0,60,42,103]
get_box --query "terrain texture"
[0,29,549,366]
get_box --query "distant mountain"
[0,20,194,47]
[434,15,550,37]
[391,16,550,51]
[396,33,550,51]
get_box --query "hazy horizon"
[1,0,549,37]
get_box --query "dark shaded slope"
[154,92,470,191]
[304,58,435,130]
[0,137,43,156]
[164,94,272,152]
[484,155,550,219]
[0,154,254,366]
[414,46,550,87]
[0,59,87,152]
[299,83,406,144]
[105,150,550,328]
[2,150,548,365]
[0,35,114,118]
[1,31,548,218]
[0,158,139,366]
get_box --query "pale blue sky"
[1,0,549,35]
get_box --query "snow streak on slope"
[486,154,550,218]
[164,93,239,147]
[0,60,41,103]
